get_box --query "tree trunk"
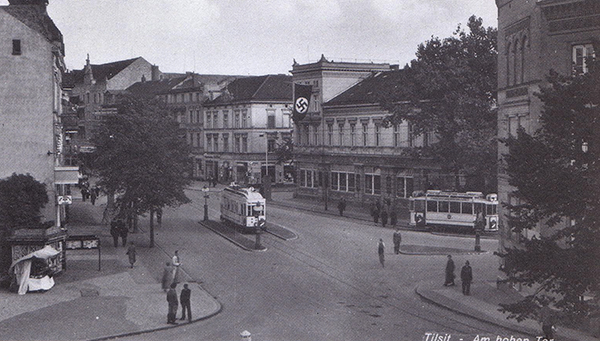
[149,209,155,248]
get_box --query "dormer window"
[12,39,21,55]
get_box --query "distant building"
[496,0,600,249]
[126,72,243,178]
[202,75,293,184]
[291,56,438,206]
[64,56,159,154]
[0,0,73,268]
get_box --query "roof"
[325,69,413,107]
[207,74,292,105]
[126,76,187,99]
[1,4,63,45]
[69,57,143,84]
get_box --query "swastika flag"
[292,84,312,123]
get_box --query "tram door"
[412,199,426,227]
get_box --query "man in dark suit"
[180,283,192,322]
[166,283,178,324]
[460,260,473,295]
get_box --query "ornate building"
[292,56,439,207]
[496,0,600,250]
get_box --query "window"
[267,110,276,129]
[573,44,595,75]
[462,202,473,215]
[223,134,229,152]
[393,124,400,147]
[330,172,355,192]
[267,139,276,153]
[327,124,333,145]
[242,134,248,152]
[213,112,218,128]
[206,112,212,128]
[375,124,381,146]
[350,123,356,146]
[213,134,219,152]
[365,174,381,195]
[12,39,21,55]
[313,125,319,145]
[338,123,344,146]
[196,110,201,124]
[439,201,449,212]
[450,202,461,213]
[223,111,229,128]
[242,109,248,128]
[300,169,317,188]
[196,133,201,148]
[508,115,524,137]
[235,135,241,152]
[189,110,194,124]
[427,200,438,212]
[304,125,310,146]
[234,110,240,128]
[362,123,368,146]
[396,176,414,198]
[206,134,212,152]
[297,125,303,145]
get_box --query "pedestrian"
[378,239,385,268]
[126,242,136,268]
[166,283,178,324]
[539,302,556,340]
[460,260,473,295]
[118,219,128,247]
[337,198,346,216]
[90,189,97,205]
[161,262,172,292]
[110,219,120,247]
[381,209,388,227]
[444,255,455,286]
[180,283,192,322]
[172,250,182,284]
[390,207,397,227]
[393,228,402,254]
[80,186,87,202]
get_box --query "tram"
[409,190,498,232]
[220,184,266,231]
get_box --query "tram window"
[474,203,485,216]
[415,200,424,211]
[427,200,438,212]
[450,202,460,213]
[486,204,497,215]
[462,202,473,214]
[439,201,449,212]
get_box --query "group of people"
[443,255,472,295]
[163,251,190,324]
[377,228,403,268]
[80,181,101,205]
[370,200,398,228]
[110,218,129,247]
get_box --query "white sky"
[4,0,498,75]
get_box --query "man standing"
[110,220,119,247]
[166,283,178,324]
[126,242,136,268]
[118,219,128,247]
[444,255,455,286]
[393,228,402,255]
[172,250,182,284]
[460,260,473,295]
[180,283,192,322]
[378,239,385,268]
[337,198,346,216]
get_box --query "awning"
[54,166,81,185]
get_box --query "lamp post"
[202,186,209,221]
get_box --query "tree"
[274,137,294,165]
[499,60,600,322]
[0,173,49,272]
[384,16,498,192]
[91,95,192,247]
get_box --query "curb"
[414,284,538,338]
[199,221,266,252]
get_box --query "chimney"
[151,65,161,81]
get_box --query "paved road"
[121,189,518,341]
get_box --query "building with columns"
[496,0,600,251]
[291,56,438,207]
[202,74,293,185]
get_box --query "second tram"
[409,190,498,232]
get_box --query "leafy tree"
[274,137,294,165]
[499,60,600,322]
[91,95,192,247]
[384,15,498,192]
[0,173,48,272]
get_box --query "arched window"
[520,37,527,84]
[514,39,520,85]
[506,42,513,87]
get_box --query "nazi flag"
[292,83,312,123]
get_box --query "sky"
[4,0,498,75]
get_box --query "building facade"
[496,0,600,251]
[292,56,439,207]
[202,75,293,185]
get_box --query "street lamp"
[202,186,209,221]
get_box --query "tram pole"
[202,186,209,221]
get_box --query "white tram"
[220,184,266,230]
[409,190,498,232]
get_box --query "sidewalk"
[0,195,221,341]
